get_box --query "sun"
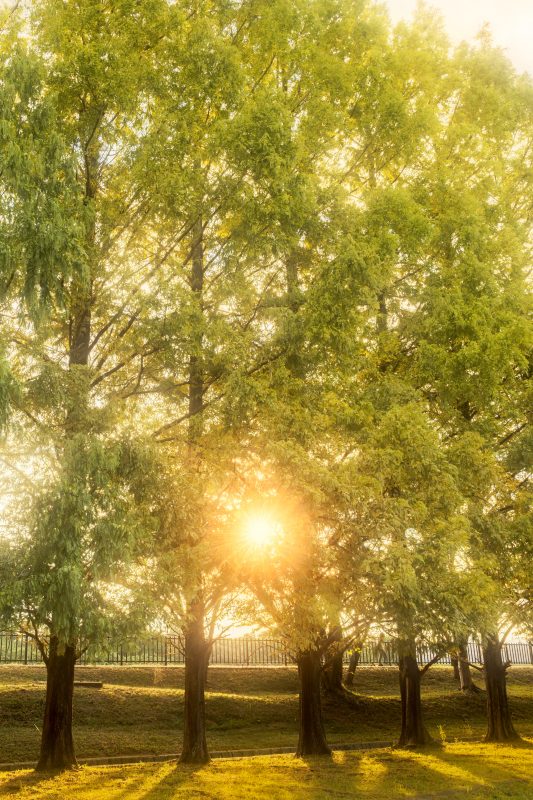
[244,514,276,548]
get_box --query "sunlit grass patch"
[1,742,532,799]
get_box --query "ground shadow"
[0,766,80,796]
[2,744,532,800]
[135,763,207,800]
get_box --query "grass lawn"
[0,665,532,765]
[0,742,532,799]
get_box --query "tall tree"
[0,0,169,769]
[143,0,386,761]
[402,37,533,742]
[328,15,533,747]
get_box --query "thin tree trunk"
[187,215,204,441]
[322,626,344,694]
[397,649,432,747]
[451,655,460,684]
[180,602,210,763]
[483,637,519,742]
[296,650,331,756]
[345,649,360,687]
[285,247,328,755]
[322,650,344,693]
[179,214,209,765]
[36,637,77,771]
[458,643,479,693]
[40,138,95,773]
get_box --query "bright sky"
[385,0,533,75]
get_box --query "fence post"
[24,633,29,665]
[164,637,168,667]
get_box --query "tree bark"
[451,655,460,684]
[180,602,210,763]
[345,649,360,687]
[36,637,77,771]
[458,643,479,693]
[321,625,344,694]
[322,649,344,694]
[296,649,331,756]
[483,637,520,742]
[187,216,204,440]
[179,209,209,765]
[397,650,432,747]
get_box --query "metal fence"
[1,631,532,667]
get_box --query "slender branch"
[152,349,285,439]
[420,649,447,676]
[22,621,49,667]
[498,422,527,448]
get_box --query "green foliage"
[6,433,163,646]
[0,30,85,310]
[0,0,531,674]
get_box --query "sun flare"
[244,514,276,548]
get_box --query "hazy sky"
[385,0,533,75]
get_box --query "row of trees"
[0,0,531,772]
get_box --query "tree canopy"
[0,0,531,771]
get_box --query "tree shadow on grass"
[388,740,533,797]
[135,763,207,800]
[296,752,336,770]
[511,737,533,749]
[0,766,81,796]
[3,744,532,800]
[0,762,208,800]
[0,771,39,797]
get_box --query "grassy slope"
[1,743,533,799]
[0,665,532,764]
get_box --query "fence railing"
[1,632,531,667]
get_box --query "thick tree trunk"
[483,637,519,742]
[296,650,331,756]
[180,605,210,763]
[397,652,432,747]
[36,637,77,771]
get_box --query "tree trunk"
[483,637,519,742]
[458,643,479,693]
[322,649,344,694]
[180,604,210,763]
[179,212,209,765]
[296,650,331,756]
[345,649,360,687]
[397,651,432,747]
[451,655,460,684]
[36,637,77,771]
